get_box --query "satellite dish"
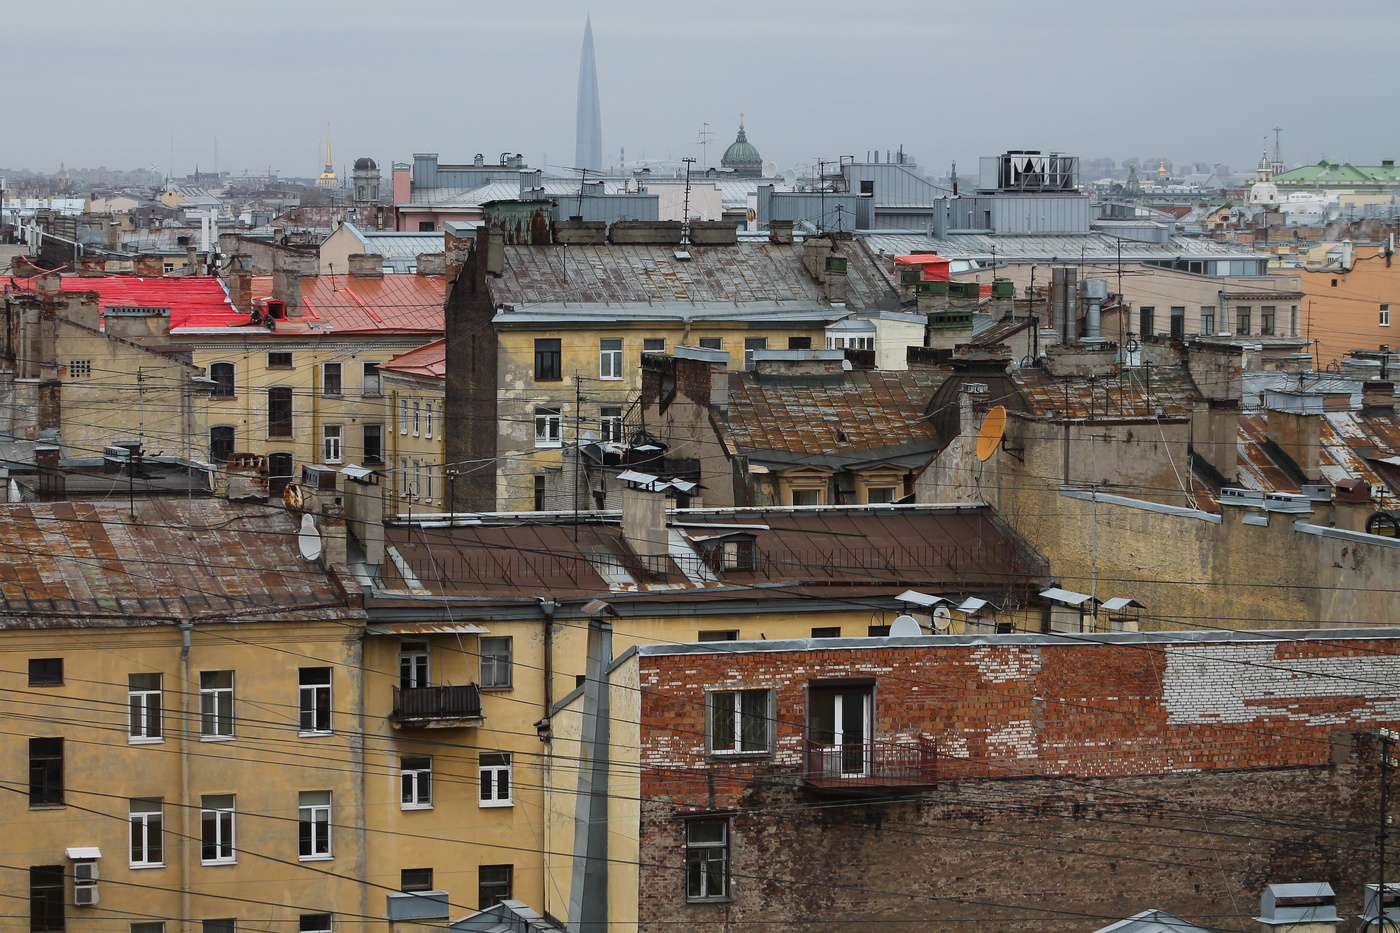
[932,606,953,633]
[297,513,323,561]
[975,405,1007,462]
[889,614,923,637]
[781,169,797,186]
[763,161,778,177]
[283,482,306,513]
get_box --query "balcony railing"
[803,738,938,791]
[391,684,483,729]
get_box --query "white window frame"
[401,757,433,810]
[412,400,421,437]
[600,407,623,443]
[399,641,429,688]
[480,636,512,688]
[1383,304,1392,327]
[425,402,434,439]
[298,791,332,860]
[707,689,772,756]
[299,915,333,933]
[479,753,513,807]
[129,798,164,868]
[298,668,332,735]
[200,794,236,865]
[200,670,234,739]
[534,408,562,448]
[128,673,163,743]
[399,397,409,434]
[323,424,343,464]
[600,338,624,379]
[685,820,730,901]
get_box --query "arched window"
[209,362,235,397]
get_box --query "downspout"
[539,598,557,720]
[178,621,194,933]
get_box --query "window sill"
[400,803,434,811]
[361,392,384,398]
[200,735,237,742]
[129,736,165,745]
[322,393,343,399]
[708,750,773,760]
[210,395,236,401]
[534,443,563,450]
[535,377,563,383]
[299,730,334,738]
[479,800,514,809]
[201,859,236,867]
[267,365,294,371]
[130,863,165,870]
[686,897,733,905]
[299,854,334,862]
[28,803,65,811]
[599,376,623,381]
[479,684,513,692]
[28,682,64,688]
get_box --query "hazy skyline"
[9,0,1398,181]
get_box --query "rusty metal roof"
[379,338,446,379]
[724,370,943,463]
[1236,410,1400,500]
[0,500,358,627]
[492,241,896,310]
[1014,365,1200,420]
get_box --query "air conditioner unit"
[74,885,99,907]
[73,862,98,883]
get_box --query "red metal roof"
[380,338,446,379]
[7,274,238,327]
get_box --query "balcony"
[391,684,483,729]
[803,738,938,793]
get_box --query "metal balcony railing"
[803,737,938,790]
[391,684,483,727]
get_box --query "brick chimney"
[1190,398,1239,484]
[347,253,384,278]
[225,255,252,313]
[272,267,303,317]
[621,483,669,576]
[768,220,794,245]
[1362,379,1395,415]
[134,255,164,276]
[34,445,64,501]
[77,255,106,278]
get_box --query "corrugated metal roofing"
[1015,365,1200,419]
[380,338,446,379]
[0,500,357,626]
[358,231,444,260]
[227,274,445,335]
[12,275,236,326]
[862,232,1262,262]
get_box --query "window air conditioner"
[73,862,98,883]
[74,885,99,907]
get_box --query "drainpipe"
[539,598,557,722]
[178,621,194,933]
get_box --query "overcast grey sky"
[10,0,1398,180]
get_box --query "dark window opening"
[401,868,434,892]
[209,362,235,396]
[28,659,62,686]
[788,336,812,350]
[29,738,62,807]
[478,865,513,910]
[210,426,235,463]
[30,865,64,932]
[267,388,293,438]
[534,339,562,381]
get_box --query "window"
[533,474,547,510]
[685,821,729,901]
[1236,306,1251,335]
[600,338,623,379]
[399,398,409,434]
[321,363,342,396]
[480,637,512,688]
[68,359,92,379]
[1201,306,1216,334]
[697,630,739,642]
[810,626,842,638]
[269,452,294,496]
[129,673,163,742]
[788,336,812,350]
[1138,306,1154,337]
[1260,306,1275,336]
[701,537,756,573]
[1291,305,1299,336]
[1169,307,1185,339]
[534,408,562,448]
[363,424,383,464]
[791,489,821,506]
[401,868,434,892]
[130,798,164,867]
[28,658,62,686]
[534,338,562,381]
[299,668,332,734]
[424,403,434,439]
[201,794,235,864]
[209,362,235,396]
[210,426,235,463]
[412,401,421,436]
[267,351,293,369]
[298,791,332,859]
[28,738,62,807]
[743,337,767,369]
[860,179,875,195]
[698,337,722,350]
[708,689,771,755]
[478,865,513,910]
[399,641,429,688]
[322,425,343,464]
[599,407,623,443]
[267,387,293,438]
[200,671,234,738]
[418,220,436,231]
[401,757,432,809]
[299,915,332,933]
[866,486,897,504]
[643,337,665,353]
[1383,304,1392,327]
[479,753,512,807]
[132,924,165,933]
[30,865,64,933]
[362,362,382,396]
[808,683,873,776]
[203,921,236,933]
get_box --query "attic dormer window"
[700,534,757,573]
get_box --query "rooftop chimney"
[34,445,64,501]
[1362,379,1396,415]
[621,483,669,576]
[347,253,384,279]
[768,220,794,245]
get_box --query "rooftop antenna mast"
[1272,126,1284,167]
[817,159,828,234]
[698,123,713,168]
[681,158,696,244]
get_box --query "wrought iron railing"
[392,684,482,723]
[803,737,937,789]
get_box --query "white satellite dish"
[781,169,798,186]
[763,161,778,177]
[932,606,953,633]
[889,614,923,637]
[297,513,323,561]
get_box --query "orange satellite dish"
[975,405,1007,462]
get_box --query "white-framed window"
[707,689,772,755]
[129,798,164,867]
[128,673,163,742]
[1200,306,1216,335]
[299,668,332,735]
[600,338,624,379]
[200,670,234,739]
[743,337,767,369]
[425,402,434,439]
[600,406,623,443]
[685,820,729,901]
[480,636,512,688]
[826,335,873,350]
[479,753,513,807]
[399,397,409,434]
[200,794,235,864]
[534,408,562,448]
[299,915,333,933]
[401,757,432,810]
[298,791,332,859]
[643,337,665,353]
[321,363,342,396]
[412,401,421,436]
[323,424,343,464]
[400,641,429,688]
[1383,304,1392,327]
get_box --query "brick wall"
[634,636,1400,931]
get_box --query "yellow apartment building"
[1274,242,1400,366]
[376,339,446,513]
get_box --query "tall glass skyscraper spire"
[575,17,603,173]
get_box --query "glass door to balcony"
[809,687,872,777]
